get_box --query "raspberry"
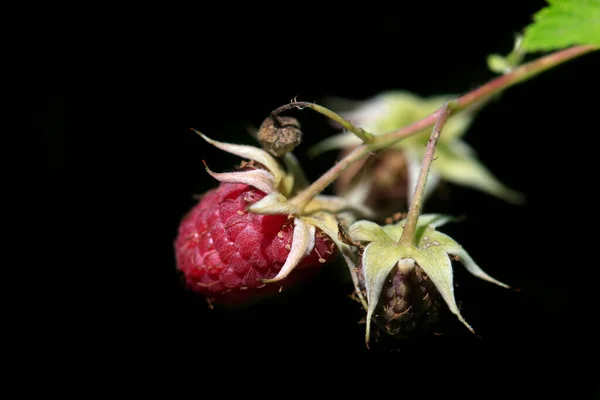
[174,182,337,306]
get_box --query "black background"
[46,1,599,396]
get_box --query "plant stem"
[373,45,596,147]
[272,101,374,143]
[288,45,596,212]
[288,146,368,211]
[398,102,455,245]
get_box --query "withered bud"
[257,116,302,157]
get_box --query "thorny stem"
[399,101,455,245]
[272,101,374,143]
[287,45,595,212]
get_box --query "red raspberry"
[174,182,337,306]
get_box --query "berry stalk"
[287,45,595,211]
[399,101,455,245]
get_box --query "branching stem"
[287,45,596,212]
[372,45,596,148]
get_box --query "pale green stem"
[271,101,374,143]
[288,45,596,212]
[398,102,455,245]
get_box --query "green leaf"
[411,246,474,334]
[282,153,310,193]
[413,214,456,244]
[349,220,390,243]
[487,34,525,74]
[248,192,299,215]
[378,213,456,243]
[522,0,600,51]
[361,242,413,345]
[425,229,510,289]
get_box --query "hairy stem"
[272,101,374,143]
[288,45,595,212]
[399,102,455,245]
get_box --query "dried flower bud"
[257,116,302,157]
